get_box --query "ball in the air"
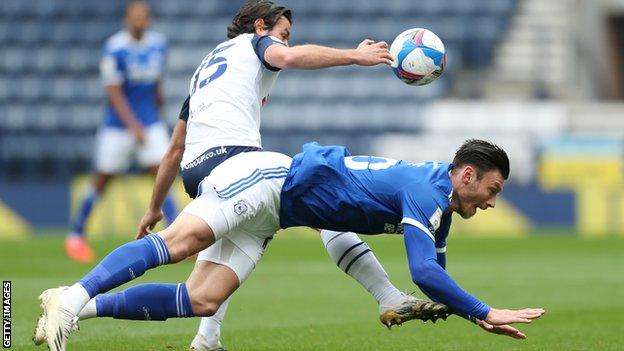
[390,28,446,86]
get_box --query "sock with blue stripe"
[162,194,178,225]
[79,234,170,299]
[94,283,194,320]
[70,187,99,236]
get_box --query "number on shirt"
[344,156,399,170]
[190,43,234,96]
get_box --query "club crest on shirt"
[429,207,443,231]
[234,200,248,215]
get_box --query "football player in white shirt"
[135,1,426,350]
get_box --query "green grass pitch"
[1,230,623,350]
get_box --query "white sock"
[320,230,405,310]
[77,298,97,320]
[192,297,230,348]
[59,283,91,316]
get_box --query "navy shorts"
[181,145,262,198]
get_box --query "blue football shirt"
[100,30,166,128]
[280,142,453,241]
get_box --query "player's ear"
[461,166,475,185]
[254,18,267,35]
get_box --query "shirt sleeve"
[178,95,190,121]
[403,223,490,321]
[251,35,286,72]
[399,182,445,242]
[100,44,123,86]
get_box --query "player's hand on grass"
[137,209,164,239]
[475,320,527,339]
[354,39,394,66]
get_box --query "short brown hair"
[453,139,510,180]
[227,0,292,39]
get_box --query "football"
[390,28,446,86]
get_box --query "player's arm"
[403,224,544,338]
[403,222,490,320]
[155,80,165,110]
[100,51,145,143]
[434,213,452,269]
[106,85,145,141]
[137,97,188,238]
[263,38,393,69]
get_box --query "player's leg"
[186,152,288,351]
[189,236,259,351]
[72,240,252,351]
[73,249,242,324]
[140,122,178,225]
[190,296,230,351]
[66,126,133,262]
[320,230,406,307]
[66,173,114,262]
[320,230,449,328]
[69,244,243,339]
[35,210,220,350]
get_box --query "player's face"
[267,16,291,46]
[125,2,152,35]
[456,168,504,219]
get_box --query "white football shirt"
[181,33,283,166]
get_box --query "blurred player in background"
[34,140,546,351]
[66,0,178,263]
[133,1,419,350]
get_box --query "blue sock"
[79,234,170,298]
[162,194,178,225]
[95,283,194,320]
[71,188,99,235]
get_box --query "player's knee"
[189,295,220,316]
[161,228,212,264]
[160,229,192,263]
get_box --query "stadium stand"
[0,0,518,178]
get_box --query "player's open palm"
[485,307,545,325]
[476,307,545,339]
[137,209,164,239]
[354,39,393,66]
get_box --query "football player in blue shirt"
[36,140,544,350]
[66,0,177,262]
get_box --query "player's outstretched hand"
[485,308,545,325]
[475,320,527,339]
[137,209,164,239]
[354,39,394,66]
[476,307,545,339]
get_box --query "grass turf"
[1,231,623,350]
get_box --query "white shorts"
[93,122,170,174]
[182,151,292,269]
[197,237,257,283]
